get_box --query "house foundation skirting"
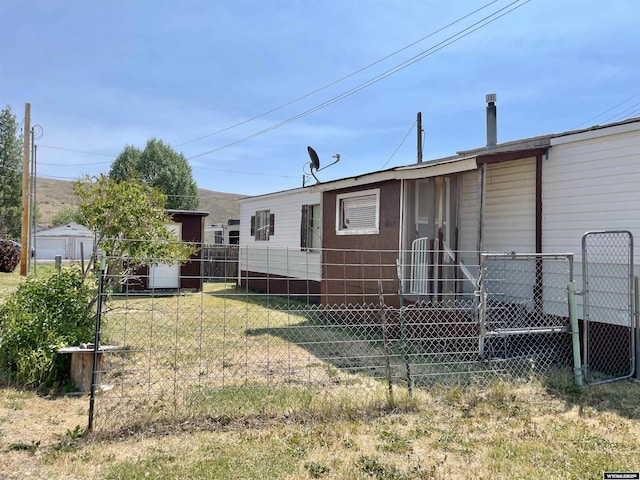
[239,270,321,303]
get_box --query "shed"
[130,210,209,291]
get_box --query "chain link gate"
[478,253,575,376]
[582,230,635,384]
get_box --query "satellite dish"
[303,146,340,187]
[307,146,320,170]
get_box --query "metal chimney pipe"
[486,93,497,148]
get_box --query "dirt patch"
[0,389,88,477]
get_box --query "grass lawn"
[1,378,639,479]
[1,269,640,478]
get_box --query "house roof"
[36,222,93,237]
[167,209,210,217]
[242,115,640,201]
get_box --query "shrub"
[0,268,95,388]
[0,241,20,273]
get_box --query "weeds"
[8,440,40,453]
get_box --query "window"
[336,189,379,235]
[301,204,321,251]
[250,210,274,241]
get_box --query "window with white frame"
[301,204,321,251]
[336,189,380,235]
[251,209,273,241]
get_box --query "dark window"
[301,204,321,251]
[252,210,274,241]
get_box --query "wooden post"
[20,103,31,276]
[416,112,423,163]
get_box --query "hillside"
[34,178,245,227]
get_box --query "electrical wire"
[188,0,530,161]
[602,100,640,124]
[575,92,640,128]
[39,160,113,166]
[173,0,498,147]
[38,173,80,181]
[382,121,416,169]
[624,105,640,120]
[192,164,299,179]
[38,144,116,158]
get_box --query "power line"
[603,100,640,124]
[192,164,299,179]
[624,105,640,120]
[39,144,117,158]
[37,173,79,181]
[39,160,113,166]
[575,92,640,128]
[382,121,416,169]
[188,0,530,161]
[173,0,499,147]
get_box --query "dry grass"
[1,379,640,479]
[1,274,640,478]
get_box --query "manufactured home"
[239,187,322,302]
[239,101,640,380]
[239,107,640,311]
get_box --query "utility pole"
[20,103,31,276]
[416,112,423,163]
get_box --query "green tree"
[73,174,197,287]
[0,106,23,239]
[50,206,83,227]
[109,138,199,210]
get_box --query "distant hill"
[34,178,246,228]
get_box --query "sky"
[1,0,639,196]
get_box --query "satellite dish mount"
[303,146,340,186]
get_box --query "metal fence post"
[396,259,412,398]
[635,276,640,381]
[477,254,486,359]
[87,252,106,432]
[568,280,583,388]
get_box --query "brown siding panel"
[128,211,208,292]
[240,270,321,303]
[322,180,401,307]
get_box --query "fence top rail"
[481,252,574,262]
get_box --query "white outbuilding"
[35,222,94,261]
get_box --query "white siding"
[544,127,640,322]
[457,170,480,292]
[544,129,640,255]
[239,189,322,281]
[484,157,536,253]
[481,158,537,307]
[458,170,480,259]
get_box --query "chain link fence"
[478,253,574,374]
[582,231,635,384]
[88,245,582,432]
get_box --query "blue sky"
[2,0,639,196]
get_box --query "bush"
[0,268,95,388]
[0,241,20,273]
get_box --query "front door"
[149,223,181,289]
[411,176,458,299]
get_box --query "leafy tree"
[73,174,197,288]
[109,138,199,210]
[0,106,23,239]
[50,206,83,227]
